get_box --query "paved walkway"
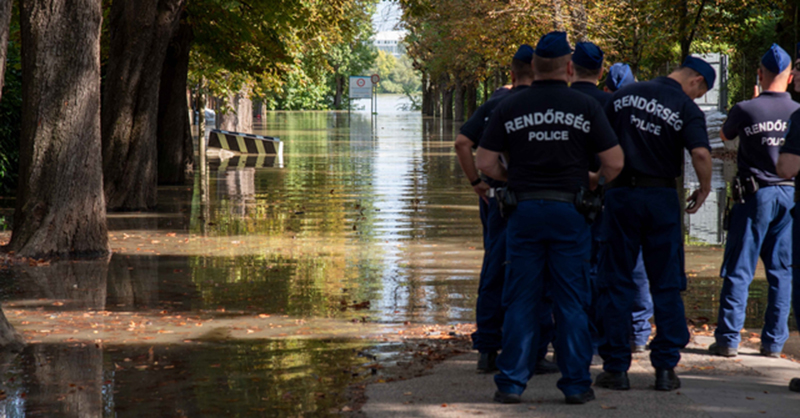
[363,336,800,417]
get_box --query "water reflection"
[0,340,374,417]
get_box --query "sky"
[372,0,403,32]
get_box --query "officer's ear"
[566,60,574,78]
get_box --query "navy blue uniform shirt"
[480,80,618,193]
[779,109,800,188]
[605,76,710,179]
[571,81,612,107]
[723,92,799,185]
[460,85,529,188]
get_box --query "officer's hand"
[473,181,490,204]
[686,188,710,214]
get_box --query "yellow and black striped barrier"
[208,129,283,156]
[208,155,281,170]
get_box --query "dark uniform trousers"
[494,199,593,397]
[792,202,800,332]
[716,186,793,352]
[597,187,690,372]
[472,196,555,359]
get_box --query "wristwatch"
[470,177,482,186]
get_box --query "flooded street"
[0,95,796,416]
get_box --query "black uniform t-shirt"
[605,77,710,179]
[479,80,619,193]
[779,109,800,188]
[722,91,799,185]
[571,81,613,107]
[460,85,528,188]
[460,85,529,147]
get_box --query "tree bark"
[422,72,434,116]
[12,0,108,258]
[466,83,477,118]
[552,0,565,31]
[440,74,453,120]
[217,84,253,133]
[0,308,23,351]
[157,18,193,185]
[102,0,184,211]
[0,0,12,102]
[570,0,588,42]
[333,73,344,108]
[453,78,466,122]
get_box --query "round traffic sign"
[371,74,380,84]
[356,78,366,87]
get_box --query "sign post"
[348,76,373,119]
[370,74,380,115]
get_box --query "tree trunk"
[217,84,253,133]
[333,74,344,108]
[157,18,193,185]
[422,72,434,116]
[466,83,477,118]
[440,74,453,120]
[552,0,565,31]
[0,308,23,351]
[570,1,588,42]
[0,0,12,102]
[13,0,108,258]
[102,0,184,211]
[432,81,441,117]
[453,78,466,122]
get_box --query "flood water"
[0,95,795,416]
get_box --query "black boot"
[477,351,498,373]
[654,368,680,391]
[789,378,800,393]
[535,358,560,374]
[493,390,521,404]
[565,388,595,404]
[595,371,630,390]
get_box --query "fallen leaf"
[601,405,617,410]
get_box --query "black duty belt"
[606,174,676,189]
[517,190,576,203]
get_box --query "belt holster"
[574,187,603,224]
[495,187,517,218]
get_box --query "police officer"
[600,62,654,353]
[570,48,654,353]
[476,31,624,405]
[710,44,798,359]
[570,42,612,105]
[595,56,714,391]
[774,43,800,393]
[454,45,557,375]
[604,63,636,93]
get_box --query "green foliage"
[188,0,379,111]
[0,19,21,197]
[373,51,420,94]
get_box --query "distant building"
[374,31,406,57]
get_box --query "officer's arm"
[777,153,800,179]
[719,129,732,141]
[455,134,481,183]
[597,145,624,183]
[686,147,712,214]
[476,147,507,182]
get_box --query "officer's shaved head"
[573,63,603,80]
[511,58,534,81]
[669,67,708,99]
[533,55,572,77]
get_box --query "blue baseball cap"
[513,44,534,63]
[605,63,635,91]
[535,31,571,58]
[572,42,604,70]
[682,55,716,90]
[761,43,791,74]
